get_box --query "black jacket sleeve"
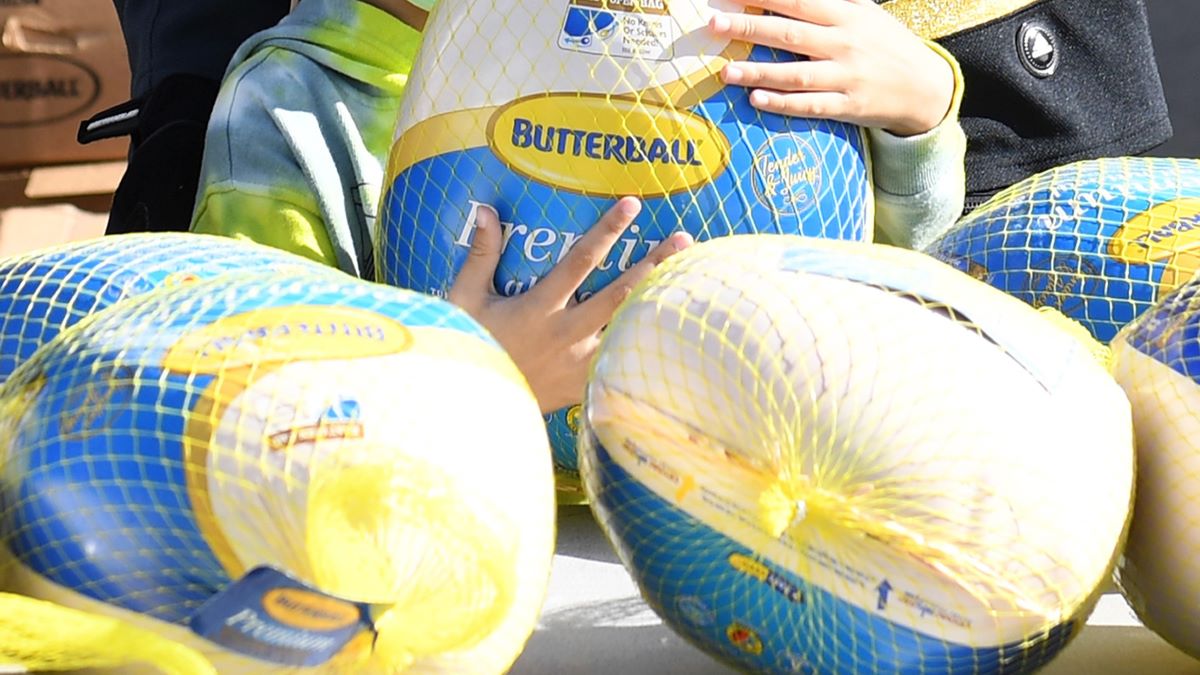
[899,0,1174,205]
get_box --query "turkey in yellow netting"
[925,157,1200,343]
[0,233,334,385]
[376,0,873,495]
[1111,274,1200,662]
[0,270,555,674]
[580,235,1134,674]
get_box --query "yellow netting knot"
[306,451,518,669]
[758,481,806,540]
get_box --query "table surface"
[50,504,1200,675]
[511,506,1200,675]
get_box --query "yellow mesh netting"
[579,235,1134,674]
[376,0,874,494]
[1110,276,1200,661]
[0,264,554,674]
[924,156,1200,664]
[925,157,1200,344]
[1035,307,1113,371]
[307,452,519,668]
[0,232,330,386]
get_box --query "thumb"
[448,206,503,307]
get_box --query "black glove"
[78,73,220,235]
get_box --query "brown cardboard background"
[0,202,104,258]
[0,0,131,169]
[0,160,123,257]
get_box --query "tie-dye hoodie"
[191,0,967,278]
[190,0,421,278]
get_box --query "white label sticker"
[558,0,678,61]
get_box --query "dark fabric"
[938,0,1173,203]
[111,0,291,98]
[102,74,219,235]
[1141,0,1200,158]
[97,2,289,233]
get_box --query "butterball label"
[1108,198,1200,297]
[190,566,374,667]
[752,134,822,216]
[1026,252,1099,315]
[0,54,99,127]
[162,305,414,373]
[488,93,730,197]
[1108,198,1200,263]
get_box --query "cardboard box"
[0,201,105,258]
[0,158,121,258]
[0,0,131,169]
[0,159,123,211]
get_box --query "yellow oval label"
[0,55,100,127]
[163,305,412,374]
[728,553,770,581]
[1108,198,1200,294]
[262,588,360,631]
[487,93,730,197]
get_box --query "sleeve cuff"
[867,39,966,198]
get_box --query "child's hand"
[448,197,694,414]
[709,0,954,137]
